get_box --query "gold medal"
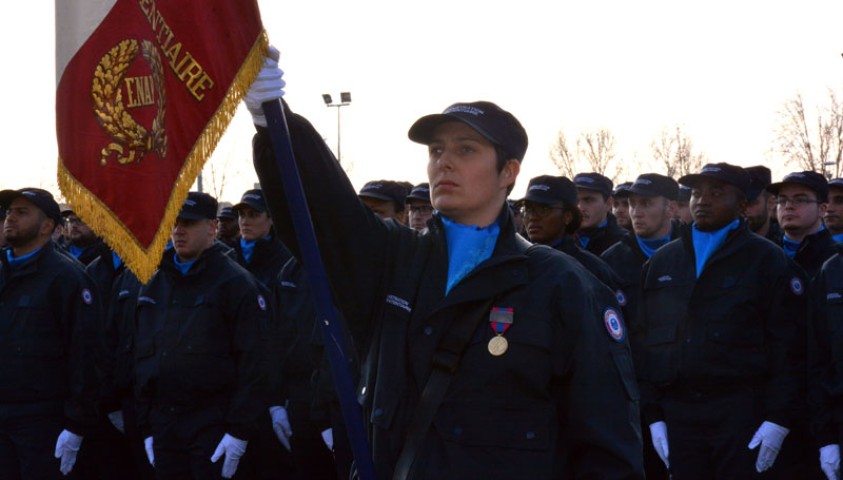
[488,335,508,356]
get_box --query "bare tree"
[203,153,243,201]
[650,126,705,179]
[578,129,620,180]
[550,127,623,181]
[774,89,843,178]
[549,130,577,178]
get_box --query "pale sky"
[2,1,841,203]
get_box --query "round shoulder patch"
[616,289,627,307]
[603,308,625,342]
[257,294,267,311]
[790,277,803,296]
[82,288,93,305]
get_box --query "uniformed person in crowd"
[824,178,843,244]
[229,188,294,478]
[521,174,623,291]
[744,166,783,244]
[133,191,270,479]
[574,172,629,255]
[0,188,99,478]
[807,245,843,480]
[216,205,240,249]
[407,183,434,232]
[612,181,634,231]
[246,50,644,479]
[768,171,836,278]
[61,209,108,266]
[674,185,693,225]
[231,188,292,288]
[638,163,809,479]
[357,180,410,224]
[601,173,680,480]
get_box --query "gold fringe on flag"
[58,30,269,284]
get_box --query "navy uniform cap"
[359,180,409,207]
[0,188,62,224]
[678,163,751,194]
[524,175,577,206]
[628,173,679,201]
[574,172,613,197]
[767,171,829,203]
[233,189,267,213]
[177,192,218,220]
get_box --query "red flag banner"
[56,0,267,282]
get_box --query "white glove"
[54,429,84,475]
[820,444,841,480]
[321,428,334,452]
[269,406,292,451]
[210,433,248,479]
[648,421,669,469]
[107,410,125,434]
[747,420,790,472]
[244,45,285,127]
[144,436,155,466]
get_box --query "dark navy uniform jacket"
[0,242,98,434]
[639,221,807,428]
[232,234,292,288]
[252,106,644,480]
[788,227,838,280]
[808,248,843,447]
[577,213,629,257]
[133,244,270,440]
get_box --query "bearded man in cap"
[825,178,843,244]
[744,166,782,244]
[0,188,98,478]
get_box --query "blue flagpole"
[261,99,377,480]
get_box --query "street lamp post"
[322,92,351,163]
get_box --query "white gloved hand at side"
[244,45,285,127]
[144,436,155,466]
[820,444,841,480]
[54,429,84,475]
[269,405,292,451]
[748,420,790,472]
[649,421,669,469]
[210,433,248,479]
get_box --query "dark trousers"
[74,414,137,480]
[288,399,336,480]
[663,388,805,480]
[149,406,226,480]
[0,402,65,480]
[237,410,293,480]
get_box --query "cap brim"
[177,212,212,221]
[408,113,499,149]
[522,193,557,205]
[232,201,266,212]
[358,192,395,203]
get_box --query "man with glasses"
[768,171,836,278]
[521,175,622,291]
[406,183,434,232]
[824,178,843,244]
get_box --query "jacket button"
[162,351,168,357]
[423,327,433,336]
[685,338,692,344]
[373,408,383,417]
[526,431,536,440]
[453,427,462,436]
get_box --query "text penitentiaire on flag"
[56,0,268,282]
